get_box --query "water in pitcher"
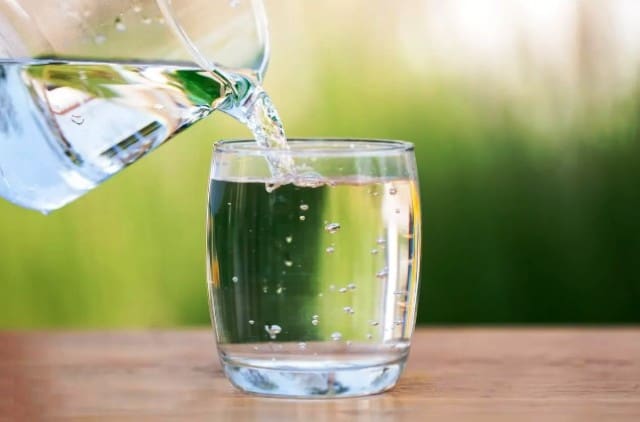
[0,58,288,212]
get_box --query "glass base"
[221,358,405,398]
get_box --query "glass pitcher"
[0,0,269,212]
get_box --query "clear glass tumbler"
[207,139,422,398]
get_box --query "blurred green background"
[1,0,639,327]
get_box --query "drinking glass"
[207,139,422,398]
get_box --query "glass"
[0,0,268,213]
[0,0,268,75]
[207,139,422,398]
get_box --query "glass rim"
[213,138,415,157]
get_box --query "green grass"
[1,56,639,327]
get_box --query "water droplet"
[338,287,347,293]
[262,286,268,293]
[312,314,319,320]
[94,34,106,44]
[298,342,307,350]
[265,183,279,192]
[248,320,255,325]
[114,17,126,31]
[284,259,293,267]
[318,293,324,297]
[331,332,342,341]
[153,103,164,110]
[133,4,143,13]
[343,306,354,315]
[227,202,232,206]
[276,286,284,294]
[232,276,238,283]
[389,186,398,195]
[369,320,379,326]
[299,215,306,221]
[285,235,293,243]
[299,204,309,211]
[376,237,386,246]
[141,16,152,25]
[70,114,84,125]
[371,248,379,255]
[367,333,373,340]
[325,246,335,254]
[324,222,341,234]
[376,267,389,279]
[347,283,356,290]
[329,285,336,291]
[311,315,319,326]
[264,324,282,340]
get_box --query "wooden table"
[1,328,638,421]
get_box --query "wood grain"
[1,328,639,421]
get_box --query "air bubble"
[262,286,268,293]
[311,315,319,326]
[157,17,165,25]
[141,16,152,24]
[133,4,142,13]
[343,306,354,315]
[318,293,323,297]
[114,17,126,31]
[232,276,238,283]
[227,202,232,206]
[395,209,401,214]
[276,286,284,294]
[366,333,373,340]
[389,186,398,195]
[94,34,106,44]
[70,114,84,125]
[285,235,293,244]
[324,222,341,234]
[346,340,352,346]
[284,259,293,267]
[369,320,379,326]
[376,267,389,279]
[325,246,335,254]
[298,342,307,350]
[248,320,255,325]
[264,324,282,340]
[153,103,164,110]
[347,283,356,290]
[329,285,335,291]
[393,290,406,296]
[376,237,386,246]
[299,215,306,221]
[394,320,404,326]
[229,0,240,7]
[331,332,342,341]
[338,287,347,293]
[371,249,379,255]
[299,204,309,211]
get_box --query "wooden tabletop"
[1,328,638,421]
